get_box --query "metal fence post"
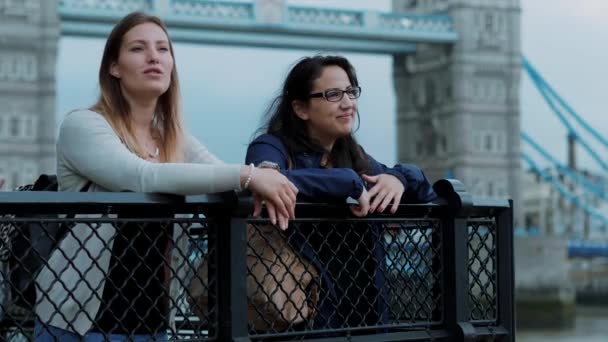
[496,200,515,341]
[434,179,474,341]
[215,195,250,341]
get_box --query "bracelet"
[243,163,254,189]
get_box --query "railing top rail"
[0,189,510,217]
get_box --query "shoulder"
[249,133,288,154]
[57,109,118,151]
[250,133,285,147]
[59,109,111,134]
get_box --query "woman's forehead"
[312,66,351,89]
[123,22,168,44]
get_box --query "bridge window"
[24,116,36,138]
[10,116,20,137]
[484,133,493,151]
[484,12,497,33]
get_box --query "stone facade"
[392,0,522,226]
[0,0,59,190]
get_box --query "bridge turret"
[392,0,522,227]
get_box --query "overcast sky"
[56,0,608,172]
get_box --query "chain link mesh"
[0,215,215,341]
[0,211,504,340]
[468,218,498,323]
[246,218,443,338]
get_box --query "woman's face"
[294,65,358,149]
[110,22,173,100]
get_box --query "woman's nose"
[340,93,355,107]
[147,49,160,64]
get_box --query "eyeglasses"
[308,86,362,102]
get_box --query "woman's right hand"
[350,187,370,217]
[245,167,298,230]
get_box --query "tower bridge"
[1,0,607,332]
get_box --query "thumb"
[362,174,379,183]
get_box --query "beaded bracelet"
[243,163,254,189]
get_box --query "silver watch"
[258,161,281,170]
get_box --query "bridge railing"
[0,179,513,341]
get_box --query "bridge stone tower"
[393,0,522,225]
[0,0,59,190]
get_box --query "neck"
[123,88,159,132]
[308,129,335,152]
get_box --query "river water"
[517,306,608,341]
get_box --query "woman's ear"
[292,100,309,121]
[110,62,121,78]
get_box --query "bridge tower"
[0,0,59,190]
[392,0,522,225]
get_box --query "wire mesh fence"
[0,186,513,341]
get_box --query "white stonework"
[0,0,58,190]
[393,0,522,226]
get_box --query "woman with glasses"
[246,55,436,330]
[34,12,297,342]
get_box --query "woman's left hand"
[362,174,405,214]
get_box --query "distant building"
[522,168,608,239]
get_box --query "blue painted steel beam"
[569,240,608,258]
[57,0,457,53]
[521,152,608,225]
[523,57,608,149]
[521,132,607,201]
[522,57,608,171]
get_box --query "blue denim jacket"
[246,133,437,203]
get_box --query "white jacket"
[35,109,242,335]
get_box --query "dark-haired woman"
[246,55,436,329]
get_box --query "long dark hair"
[259,55,369,174]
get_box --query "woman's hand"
[246,167,298,230]
[362,174,405,214]
[350,187,370,217]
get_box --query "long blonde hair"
[91,12,184,162]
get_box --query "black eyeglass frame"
[308,86,362,102]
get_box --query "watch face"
[259,161,280,170]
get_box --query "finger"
[266,202,277,226]
[377,192,394,213]
[289,182,299,194]
[350,205,366,217]
[390,193,401,214]
[370,190,387,213]
[367,184,381,198]
[271,194,290,221]
[278,214,289,231]
[279,191,296,219]
[362,174,379,183]
[285,183,298,207]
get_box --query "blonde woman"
[34,12,297,341]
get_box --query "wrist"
[241,163,255,189]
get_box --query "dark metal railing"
[0,179,513,341]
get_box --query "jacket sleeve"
[246,135,365,201]
[57,110,242,194]
[365,153,437,203]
